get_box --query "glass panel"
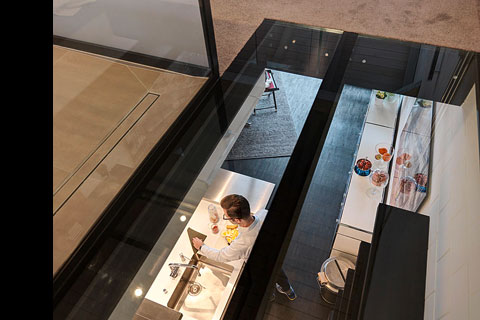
[220,22,474,320]
[53,18,343,320]
[256,20,343,78]
[249,28,472,320]
[52,0,212,280]
[386,97,433,211]
[341,34,468,103]
[53,0,210,69]
[53,80,224,320]
[53,16,477,320]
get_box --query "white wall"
[420,85,480,320]
[53,0,209,67]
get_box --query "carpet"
[225,80,298,160]
[210,0,480,75]
[273,70,323,136]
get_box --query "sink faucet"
[168,263,200,278]
[179,252,192,263]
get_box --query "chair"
[254,69,279,114]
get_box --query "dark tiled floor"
[222,76,371,319]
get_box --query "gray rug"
[274,70,323,136]
[225,82,298,160]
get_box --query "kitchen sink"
[167,254,234,320]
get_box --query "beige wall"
[419,85,480,319]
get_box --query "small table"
[254,69,279,114]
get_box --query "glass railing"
[53,15,478,320]
[53,1,217,318]
[52,0,216,278]
[53,0,211,74]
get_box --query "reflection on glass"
[387,96,433,211]
[374,142,394,170]
[367,169,389,198]
[53,0,210,68]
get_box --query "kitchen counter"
[330,90,402,261]
[144,168,275,320]
[339,122,395,233]
[331,90,434,264]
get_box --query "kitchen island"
[142,168,275,320]
[330,89,401,262]
[330,89,433,263]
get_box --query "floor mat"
[225,70,322,160]
[225,77,298,160]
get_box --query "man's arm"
[192,237,246,262]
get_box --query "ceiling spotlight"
[292,40,296,43]
[325,52,329,57]
[362,59,366,63]
[180,215,186,222]
[284,45,288,50]
[134,288,143,297]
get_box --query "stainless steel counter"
[144,169,275,320]
[203,168,275,214]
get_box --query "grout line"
[53,93,160,216]
[436,247,450,263]
[268,300,330,320]
[53,92,156,196]
[424,289,435,300]
[53,45,71,66]
[282,263,324,286]
[263,311,283,320]
[126,65,154,92]
[54,45,207,78]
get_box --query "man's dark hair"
[220,194,251,220]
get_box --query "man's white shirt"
[198,209,268,263]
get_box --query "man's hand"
[192,237,204,250]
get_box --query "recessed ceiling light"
[325,52,329,57]
[180,215,186,222]
[134,288,143,297]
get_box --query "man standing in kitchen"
[192,194,297,301]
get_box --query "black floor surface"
[221,83,371,319]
